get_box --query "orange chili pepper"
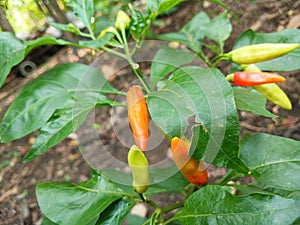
[171,137,208,185]
[126,86,149,151]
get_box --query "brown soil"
[1,1,300,224]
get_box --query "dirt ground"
[1,1,300,224]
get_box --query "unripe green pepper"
[244,64,292,110]
[226,43,299,64]
[128,145,149,193]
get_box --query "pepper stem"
[225,73,234,82]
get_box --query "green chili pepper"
[226,43,299,64]
[128,145,149,193]
[226,71,286,86]
[243,64,292,110]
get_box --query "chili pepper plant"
[1,0,300,224]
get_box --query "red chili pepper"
[126,86,149,151]
[171,137,208,186]
[227,71,286,86]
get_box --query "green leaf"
[0,32,77,88]
[173,185,300,225]
[148,66,248,172]
[157,11,231,52]
[241,133,300,193]
[150,46,196,89]
[36,171,125,225]
[49,22,82,35]
[232,184,300,200]
[79,33,114,49]
[233,87,276,117]
[101,169,134,194]
[67,0,95,34]
[0,32,26,88]
[41,217,58,225]
[127,214,148,225]
[23,107,90,162]
[96,199,135,225]
[26,36,78,53]
[157,12,210,52]
[209,0,227,8]
[129,6,151,41]
[147,0,184,17]
[94,16,114,36]
[147,87,192,138]
[149,165,190,194]
[204,11,232,48]
[0,63,119,143]
[233,29,300,71]
[23,94,120,162]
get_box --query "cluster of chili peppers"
[126,43,299,194]
[225,43,299,110]
[126,86,208,194]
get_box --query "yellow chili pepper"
[243,64,292,110]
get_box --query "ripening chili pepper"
[226,71,286,86]
[128,145,149,193]
[244,64,292,110]
[171,137,208,186]
[226,43,299,64]
[126,86,149,151]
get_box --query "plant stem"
[216,169,246,185]
[121,27,130,55]
[141,218,151,225]
[100,46,128,60]
[161,201,185,213]
[210,54,230,67]
[197,50,210,66]
[133,66,151,93]
[145,196,160,209]
[79,31,94,39]
[138,193,147,202]
[87,24,96,40]
[101,44,150,93]
[115,30,124,45]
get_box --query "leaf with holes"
[148,66,248,172]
